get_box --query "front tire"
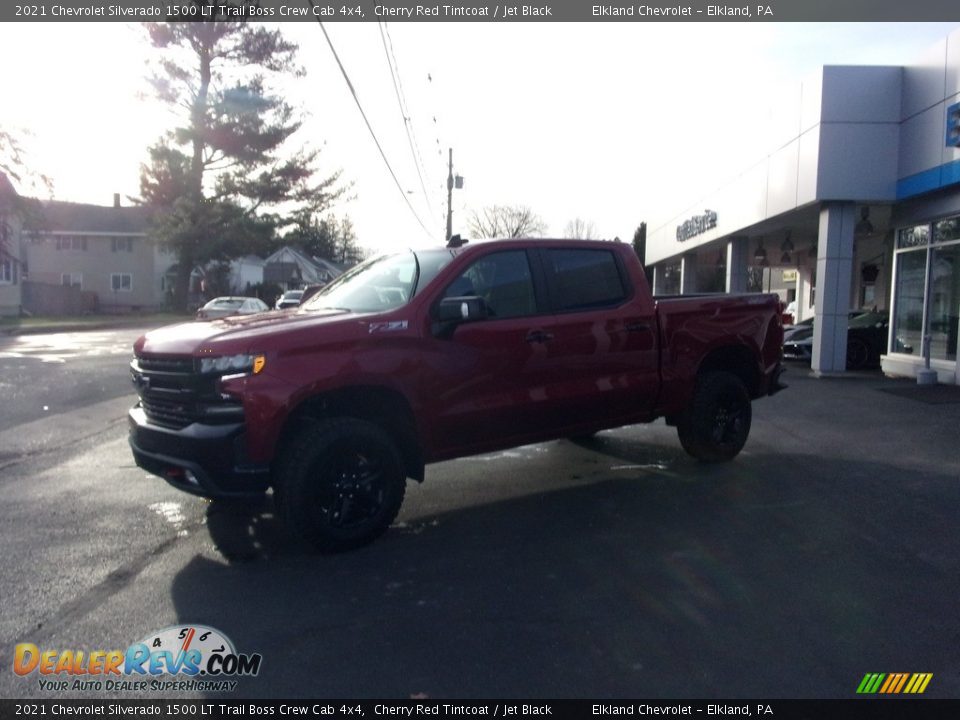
[677,371,752,463]
[275,418,406,552]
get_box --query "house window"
[61,272,82,288]
[111,237,133,252]
[111,273,133,292]
[56,236,87,251]
[0,259,13,284]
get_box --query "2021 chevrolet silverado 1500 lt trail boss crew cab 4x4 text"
[129,239,786,551]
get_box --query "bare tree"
[562,218,598,239]
[467,205,547,239]
[1,126,50,263]
[1,127,53,197]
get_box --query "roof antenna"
[447,234,468,248]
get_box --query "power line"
[379,22,434,217]
[425,71,454,228]
[307,7,436,241]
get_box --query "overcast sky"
[1,21,958,254]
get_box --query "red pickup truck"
[130,239,785,551]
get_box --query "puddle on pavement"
[149,501,188,537]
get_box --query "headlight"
[199,353,266,375]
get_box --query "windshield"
[303,252,419,313]
[301,249,457,313]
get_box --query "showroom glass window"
[892,215,960,361]
[892,225,928,356]
[930,217,960,362]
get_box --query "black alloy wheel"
[677,371,753,463]
[275,418,406,552]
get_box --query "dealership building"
[645,27,960,383]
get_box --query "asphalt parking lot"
[1,363,958,700]
[194,368,960,698]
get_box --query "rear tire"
[275,418,406,552]
[677,371,752,463]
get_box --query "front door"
[421,248,559,456]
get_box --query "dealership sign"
[947,101,960,147]
[676,209,718,241]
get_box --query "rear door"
[536,245,660,426]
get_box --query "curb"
[1,318,186,337]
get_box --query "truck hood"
[135,308,356,356]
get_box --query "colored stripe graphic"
[905,673,933,694]
[857,673,932,694]
[858,673,885,694]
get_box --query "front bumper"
[128,404,270,499]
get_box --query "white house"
[263,246,344,289]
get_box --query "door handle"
[625,321,650,332]
[525,329,554,344]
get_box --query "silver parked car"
[196,296,269,320]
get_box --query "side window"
[547,248,627,312]
[442,250,538,319]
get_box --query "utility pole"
[446,148,453,243]
[444,148,464,243]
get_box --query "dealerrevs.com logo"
[13,625,262,693]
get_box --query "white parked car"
[275,289,305,309]
[196,296,269,320]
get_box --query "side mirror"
[433,296,488,337]
[436,296,488,323]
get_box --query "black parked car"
[783,311,906,369]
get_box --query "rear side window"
[442,250,539,319]
[546,248,627,311]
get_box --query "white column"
[812,203,856,375]
[725,237,748,293]
[796,265,813,323]
[652,264,666,296]
[680,253,698,295]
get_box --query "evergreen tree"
[137,21,346,310]
[632,222,653,287]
